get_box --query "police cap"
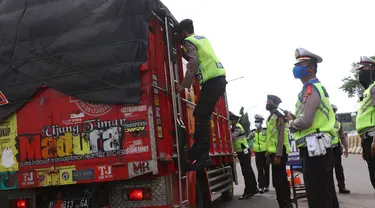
[254,114,264,122]
[331,104,338,113]
[357,56,375,70]
[267,94,282,105]
[175,19,193,33]
[295,48,323,64]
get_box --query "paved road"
[220,154,375,208]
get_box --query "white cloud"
[161,0,375,125]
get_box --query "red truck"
[0,0,236,207]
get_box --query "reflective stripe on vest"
[266,114,291,154]
[253,130,267,152]
[356,82,375,135]
[331,119,340,147]
[233,123,249,152]
[293,82,336,148]
[183,35,226,85]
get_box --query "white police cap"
[357,56,375,70]
[295,48,323,64]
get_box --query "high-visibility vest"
[293,81,336,148]
[253,129,267,152]
[183,34,226,84]
[232,123,249,152]
[266,113,291,154]
[356,81,375,136]
[332,119,340,147]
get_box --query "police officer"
[355,56,375,190]
[251,114,270,193]
[286,48,339,208]
[230,111,259,199]
[266,95,292,208]
[175,19,227,170]
[331,104,351,194]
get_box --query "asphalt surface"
[219,154,375,208]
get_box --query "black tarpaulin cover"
[0,0,175,121]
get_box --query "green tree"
[340,62,363,98]
[238,106,250,136]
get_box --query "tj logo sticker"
[98,166,113,180]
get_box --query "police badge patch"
[295,49,300,58]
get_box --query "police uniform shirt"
[289,78,321,132]
[269,111,286,157]
[181,39,198,88]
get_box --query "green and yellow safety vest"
[356,82,375,136]
[332,119,340,147]
[266,113,291,154]
[232,123,249,152]
[293,82,336,148]
[184,35,226,85]
[253,129,267,152]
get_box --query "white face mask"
[255,123,261,128]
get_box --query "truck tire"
[221,185,234,201]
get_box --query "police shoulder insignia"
[302,85,313,103]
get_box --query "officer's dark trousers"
[269,147,291,208]
[332,145,346,189]
[237,148,258,193]
[255,151,270,189]
[362,139,375,190]
[300,148,339,208]
[189,76,227,159]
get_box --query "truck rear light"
[16,199,28,208]
[128,188,151,201]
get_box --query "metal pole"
[227,76,244,83]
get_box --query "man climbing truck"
[0,1,235,208]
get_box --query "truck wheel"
[221,185,234,201]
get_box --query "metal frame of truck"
[0,12,237,208]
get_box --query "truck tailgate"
[0,86,157,190]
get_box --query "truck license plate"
[48,198,89,208]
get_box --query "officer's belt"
[358,126,375,136]
[296,132,331,147]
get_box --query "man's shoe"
[283,204,294,208]
[259,188,264,194]
[239,189,258,200]
[264,187,270,193]
[339,188,351,194]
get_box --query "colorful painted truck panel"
[0,86,157,190]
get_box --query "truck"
[0,0,237,207]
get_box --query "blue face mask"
[293,65,309,79]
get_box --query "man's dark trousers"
[255,151,270,189]
[300,148,339,208]
[332,144,347,190]
[189,76,227,160]
[237,148,258,193]
[362,139,375,190]
[269,147,292,208]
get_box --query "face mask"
[293,65,309,79]
[359,70,374,89]
[255,123,261,128]
[266,103,276,111]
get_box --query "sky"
[161,0,375,127]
